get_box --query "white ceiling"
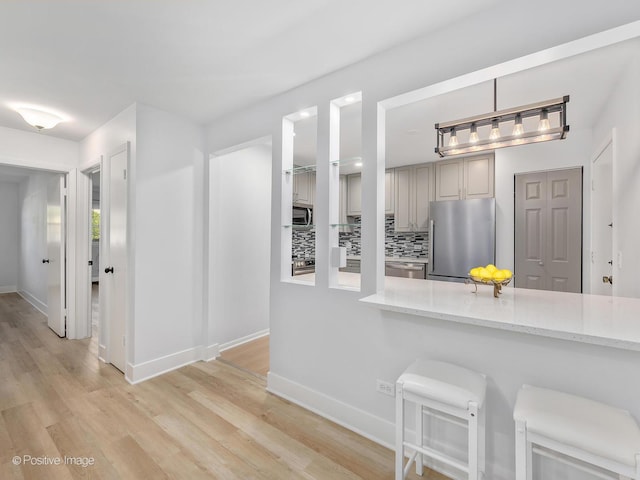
[0,0,504,142]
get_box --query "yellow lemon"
[478,268,491,281]
[485,264,497,274]
[469,267,481,278]
[501,269,513,279]
[492,270,506,281]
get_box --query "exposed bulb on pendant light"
[512,114,524,136]
[448,128,459,147]
[489,119,500,140]
[538,109,550,131]
[469,124,479,143]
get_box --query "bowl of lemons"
[468,264,513,297]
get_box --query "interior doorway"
[590,136,614,295]
[210,138,272,377]
[89,170,101,337]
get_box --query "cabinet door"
[414,164,431,231]
[346,173,362,216]
[435,159,463,201]
[394,166,413,232]
[293,170,312,205]
[464,156,494,199]
[339,175,349,231]
[385,169,395,215]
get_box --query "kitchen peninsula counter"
[360,277,640,352]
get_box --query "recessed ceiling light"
[355,162,363,167]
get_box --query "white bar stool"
[395,359,487,480]
[514,384,640,479]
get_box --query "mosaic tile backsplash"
[292,216,429,259]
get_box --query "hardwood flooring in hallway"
[0,293,449,480]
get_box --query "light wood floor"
[219,335,270,377]
[0,293,449,480]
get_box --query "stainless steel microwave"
[292,206,312,226]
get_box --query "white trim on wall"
[219,329,270,352]
[267,372,394,449]
[17,290,47,316]
[0,286,17,294]
[126,346,203,384]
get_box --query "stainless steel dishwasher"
[385,261,427,279]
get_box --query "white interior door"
[104,145,128,372]
[591,140,613,295]
[46,175,65,337]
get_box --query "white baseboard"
[126,346,202,384]
[98,344,107,363]
[267,372,395,449]
[219,328,269,352]
[17,290,47,316]
[203,343,220,362]
[0,285,17,294]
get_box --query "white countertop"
[360,277,640,351]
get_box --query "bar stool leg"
[415,403,423,476]
[468,402,479,480]
[515,419,532,480]
[479,403,486,479]
[396,382,405,480]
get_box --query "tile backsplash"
[338,216,429,258]
[292,217,429,259]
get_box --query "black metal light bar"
[435,96,569,157]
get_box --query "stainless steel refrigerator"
[428,198,495,283]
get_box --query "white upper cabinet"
[394,164,431,232]
[346,173,362,216]
[385,169,395,215]
[435,155,494,201]
[293,170,314,206]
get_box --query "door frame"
[77,160,102,343]
[589,129,616,294]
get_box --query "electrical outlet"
[376,379,395,397]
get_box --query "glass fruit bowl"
[467,275,512,298]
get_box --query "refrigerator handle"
[428,219,434,274]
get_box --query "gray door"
[515,168,582,293]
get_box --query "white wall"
[132,104,206,369]
[209,143,272,349]
[17,171,60,312]
[0,125,79,171]
[592,55,640,298]
[205,5,640,480]
[0,182,19,293]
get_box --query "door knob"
[602,275,613,284]
[105,266,114,274]
[42,259,50,264]
[538,261,544,266]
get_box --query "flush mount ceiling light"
[16,107,64,130]
[435,81,569,157]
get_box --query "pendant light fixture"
[435,79,569,157]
